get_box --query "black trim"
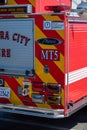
[37,38,62,45]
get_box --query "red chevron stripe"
[0,12,64,109]
[3,76,37,106]
[33,15,64,55]
[35,15,64,38]
[15,0,31,4]
[36,44,64,86]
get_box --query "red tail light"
[47,83,62,94]
[32,82,45,92]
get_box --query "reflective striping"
[54,53,64,73]
[35,15,64,40]
[36,42,64,85]
[56,30,64,39]
[5,82,24,105]
[8,0,34,5]
[39,44,56,50]
[35,24,64,73]
[15,0,32,4]
[36,43,64,85]
[43,15,64,39]
[36,57,57,83]
[28,0,35,7]
[35,25,57,50]
[7,0,16,5]
[65,67,87,85]
[35,25,46,40]
[43,14,61,21]
[16,77,24,88]
[0,6,65,110]
[36,57,64,107]
[35,14,65,109]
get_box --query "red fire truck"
[0,0,86,118]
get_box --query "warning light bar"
[45,5,70,12]
[0,4,32,14]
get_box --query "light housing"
[32,94,45,104]
[47,96,61,105]
[47,83,62,94]
[32,82,45,92]
[45,5,70,12]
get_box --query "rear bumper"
[0,104,64,118]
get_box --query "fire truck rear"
[0,0,86,118]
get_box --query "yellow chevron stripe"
[36,24,64,72]
[35,57,55,108]
[35,58,64,107]
[7,0,35,6]
[16,77,24,88]
[36,57,57,83]
[7,0,16,5]
[39,44,56,50]
[35,25,46,40]
[56,30,64,39]
[28,0,35,7]
[39,44,56,49]
[5,82,24,105]
[35,15,64,107]
[36,23,64,74]
[43,14,61,21]
[54,53,64,73]
[43,14,64,40]
[16,77,32,98]
[35,25,56,50]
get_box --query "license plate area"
[0,87,10,98]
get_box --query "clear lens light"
[47,96,61,105]
[32,94,45,104]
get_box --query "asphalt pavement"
[0,106,87,130]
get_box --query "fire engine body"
[0,0,86,118]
